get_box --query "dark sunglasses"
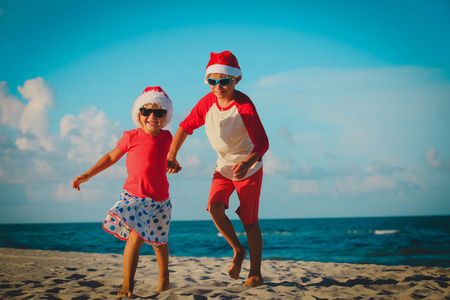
[139,107,167,118]
[207,77,234,87]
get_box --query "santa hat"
[131,86,173,128]
[205,51,242,84]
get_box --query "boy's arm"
[167,127,189,174]
[231,152,261,180]
[233,99,269,179]
[72,147,125,191]
[239,101,269,160]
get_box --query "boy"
[167,51,269,287]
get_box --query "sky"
[1,0,450,224]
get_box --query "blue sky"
[1,0,449,224]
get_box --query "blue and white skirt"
[103,190,172,245]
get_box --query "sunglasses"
[139,107,167,118]
[207,77,234,87]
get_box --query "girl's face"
[208,73,239,101]
[139,103,166,135]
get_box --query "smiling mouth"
[146,120,159,126]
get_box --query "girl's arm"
[72,147,125,191]
[167,126,188,174]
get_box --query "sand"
[1,247,449,299]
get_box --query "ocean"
[1,216,449,268]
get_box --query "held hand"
[72,174,90,191]
[167,157,182,174]
[232,162,250,180]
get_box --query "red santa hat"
[205,51,242,84]
[131,86,173,128]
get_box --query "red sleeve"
[116,131,131,153]
[179,93,213,135]
[237,95,269,159]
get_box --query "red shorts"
[207,168,263,224]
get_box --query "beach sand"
[1,247,449,299]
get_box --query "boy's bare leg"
[243,222,264,287]
[152,243,170,292]
[209,202,247,280]
[119,230,144,297]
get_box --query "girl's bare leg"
[209,202,247,280]
[119,230,144,297]
[152,243,170,292]
[243,222,264,287]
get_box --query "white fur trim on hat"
[131,90,173,128]
[204,65,243,84]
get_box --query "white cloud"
[264,150,290,175]
[274,148,416,198]
[171,135,218,178]
[365,160,404,175]
[289,179,320,195]
[172,154,209,178]
[289,163,330,180]
[360,175,397,192]
[15,137,34,151]
[286,154,417,197]
[54,184,107,202]
[1,78,121,159]
[25,184,52,204]
[0,78,125,197]
[60,106,122,164]
[335,172,414,197]
[0,70,445,214]
[277,127,295,145]
[0,81,25,128]
[60,114,77,137]
[34,158,57,176]
[183,155,202,168]
[0,78,58,152]
[251,66,448,206]
[425,148,450,171]
[335,175,361,196]
[17,77,56,151]
[251,66,450,167]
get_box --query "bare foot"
[156,275,170,293]
[117,283,133,297]
[228,248,247,279]
[243,275,264,287]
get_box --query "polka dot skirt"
[103,190,172,245]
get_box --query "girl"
[72,86,175,296]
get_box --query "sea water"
[1,216,449,267]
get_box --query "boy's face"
[139,103,165,135]
[208,73,239,101]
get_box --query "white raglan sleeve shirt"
[180,92,269,180]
